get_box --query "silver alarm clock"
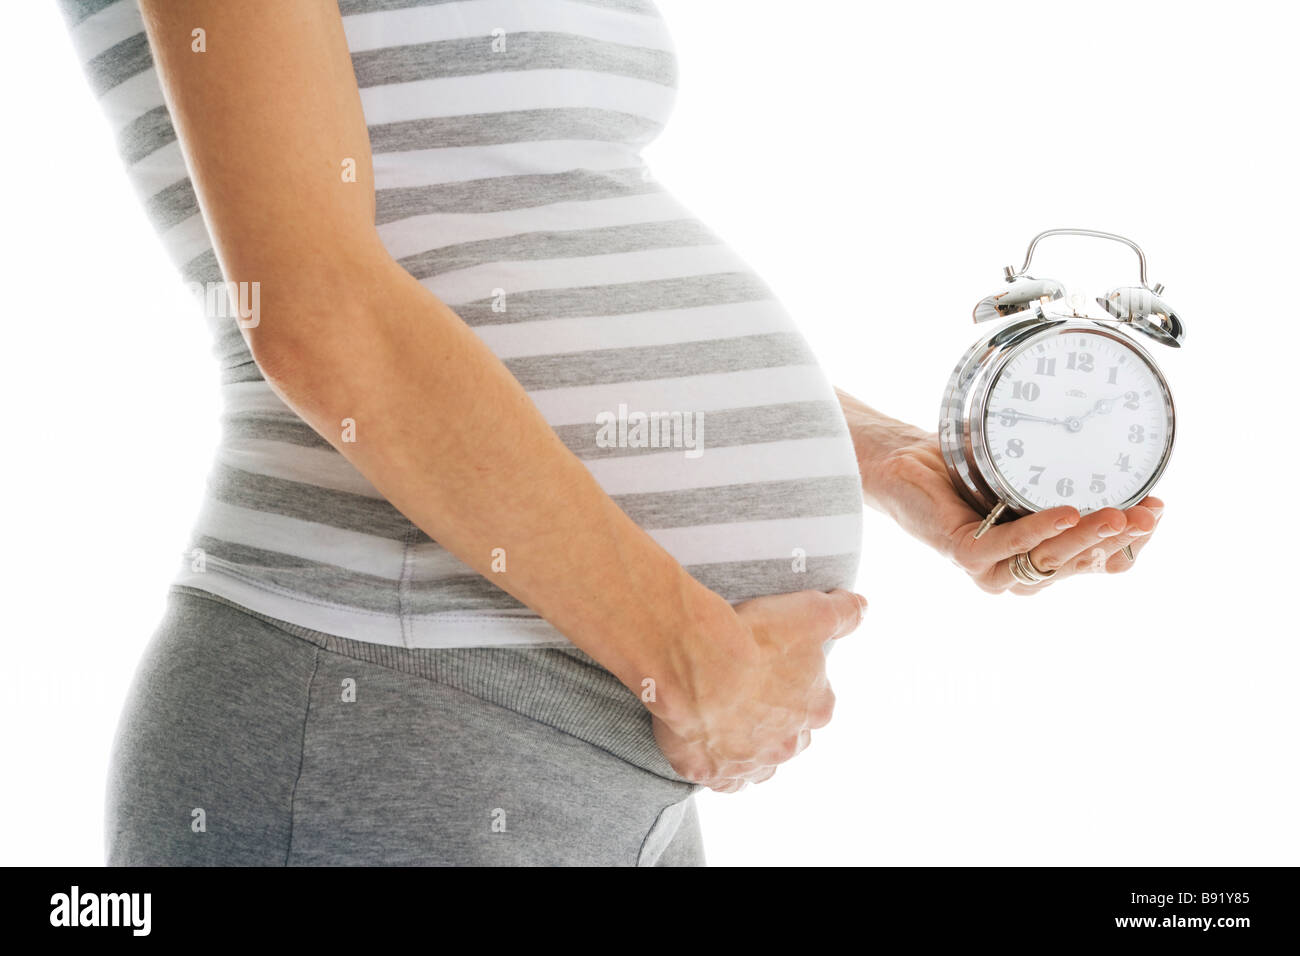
[940,228,1182,543]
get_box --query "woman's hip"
[106,587,701,866]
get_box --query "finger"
[657,725,765,786]
[748,766,779,785]
[1074,545,1112,575]
[988,522,1110,591]
[1103,503,1164,573]
[1105,538,1145,573]
[1112,504,1158,554]
[806,687,836,730]
[987,556,1055,594]
[795,728,812,756]
[1025,508,1128,573]
[819,588,869,641]
[954,505,1079,569]
[708,779,747,794]
[709,758,771,781]
[755,733,807,767]
[1057,504,1158,575]
[1122,503,1159,535]
[1137,495,1165,515]
[1007,579,1047,596]
[751,729,814,777]
[996,502,1165,586]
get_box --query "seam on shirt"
[396,522,420,648]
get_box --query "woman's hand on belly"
[836,389,1165,595]
[648,588,868,792]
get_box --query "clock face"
[982,328,1172,514]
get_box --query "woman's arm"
[139,0,865,789]
[835,388,1163,593]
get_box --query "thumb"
[822,588,868,640]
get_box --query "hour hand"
[1077,394,1125,422]
[996,407,1065,426]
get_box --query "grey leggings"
[107,587,704,866]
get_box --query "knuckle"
[808,695,836,728]
[1035,550,1062,572]
[1011,527,1043,554]
[1075,547,1108,573]
[952,545,980,572]
[813,602,840,634]
[676,761,710,782]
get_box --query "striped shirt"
[60,0,864,648]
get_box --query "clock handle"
[1010,228,1157,292]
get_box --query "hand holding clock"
[837,389,1164,595]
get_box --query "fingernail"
[1149,506,1164,519]
[1055,516,1078,531]
[1129,527,1152,536]
[854,594,869,612]
[1097,524,1122,538]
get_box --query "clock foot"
[973,500,1007,540]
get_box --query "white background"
[2,0,1296,866]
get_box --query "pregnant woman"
[59,0,1163,865]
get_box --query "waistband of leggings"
[171,585,685,783]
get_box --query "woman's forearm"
[834,387,932,512]
[252,245,739,697]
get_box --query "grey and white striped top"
[61,0,864,648]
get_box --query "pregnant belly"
[207,219,862,638]
[410,238,866,606]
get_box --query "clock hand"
[996,407,1066,426]
[1074,394,1127,425]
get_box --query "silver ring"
[1008,558,1036,586]
[1009,550,1056,586]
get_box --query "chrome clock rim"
[941,318,1176,520]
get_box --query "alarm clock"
[939,228,1182,545]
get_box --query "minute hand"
[997,407,1066,426]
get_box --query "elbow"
[243,323,310,395]
[242,300,364,402]
[232,243,399,393]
